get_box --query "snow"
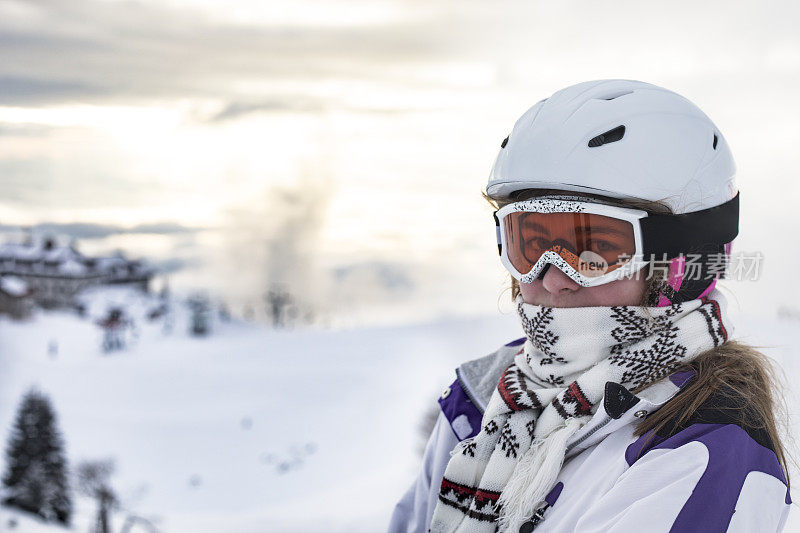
[0,242,41,261]
[0,276,28,297]
[1,291,800,531]
[0,239,151,287]
[95,254,127,272]
[0,241,84,264]
[0,506,71,532]
[57,259,87,276]
[42,245,83,264]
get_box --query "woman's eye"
[526,237,551,250]
[589,240,618,252]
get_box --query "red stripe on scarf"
[568,382,592,414]
[702,297,728,342]
[497,365,523,411]
[441,479,501,499]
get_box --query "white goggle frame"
[495,196,650,287]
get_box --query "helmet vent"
[713,134,718,150]
[588,125,626,147]
[599,90,633,101]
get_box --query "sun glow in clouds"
[0,0,798,324]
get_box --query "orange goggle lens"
[503,211,637,278]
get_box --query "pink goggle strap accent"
[656,255,686,307]
[655,241,734,307]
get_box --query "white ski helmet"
[487,80,739,305]
[487,79,737,214]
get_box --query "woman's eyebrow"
[575,226,628,237]
[521,220,550,234]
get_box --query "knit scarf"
[429,289,732,533]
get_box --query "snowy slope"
[1,294,800,532]
[0,296,523,532]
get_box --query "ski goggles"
[494,193,740,286]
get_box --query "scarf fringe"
[497,417,586,532]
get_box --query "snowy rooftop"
[0,275,28,297]
[0,237,152,279]
[0,240,85,263]
[58,258,88,276]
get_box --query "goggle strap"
[641,192,739,257]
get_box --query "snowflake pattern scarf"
[429,289,732,533]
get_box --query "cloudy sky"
[1,0,799,326]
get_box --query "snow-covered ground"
[2,287,800,532]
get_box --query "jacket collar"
[563,366,697,457]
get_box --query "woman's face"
[519,265,647,307]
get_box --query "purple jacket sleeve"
[574,423,791,532]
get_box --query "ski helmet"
[487,79,739,305]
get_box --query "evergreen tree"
[2,389,72,524]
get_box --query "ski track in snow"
[1,292,800,532]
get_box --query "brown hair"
[484,187,794,488]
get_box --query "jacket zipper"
[565,413,612,454]
[520,501,550,531]
[524,412,623,530]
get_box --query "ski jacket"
[388,338,792,532]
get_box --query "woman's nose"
[541,264,581,295]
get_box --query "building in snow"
[0,275,34,319]
[0,236,154,309]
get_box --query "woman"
[389,80,792,532]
